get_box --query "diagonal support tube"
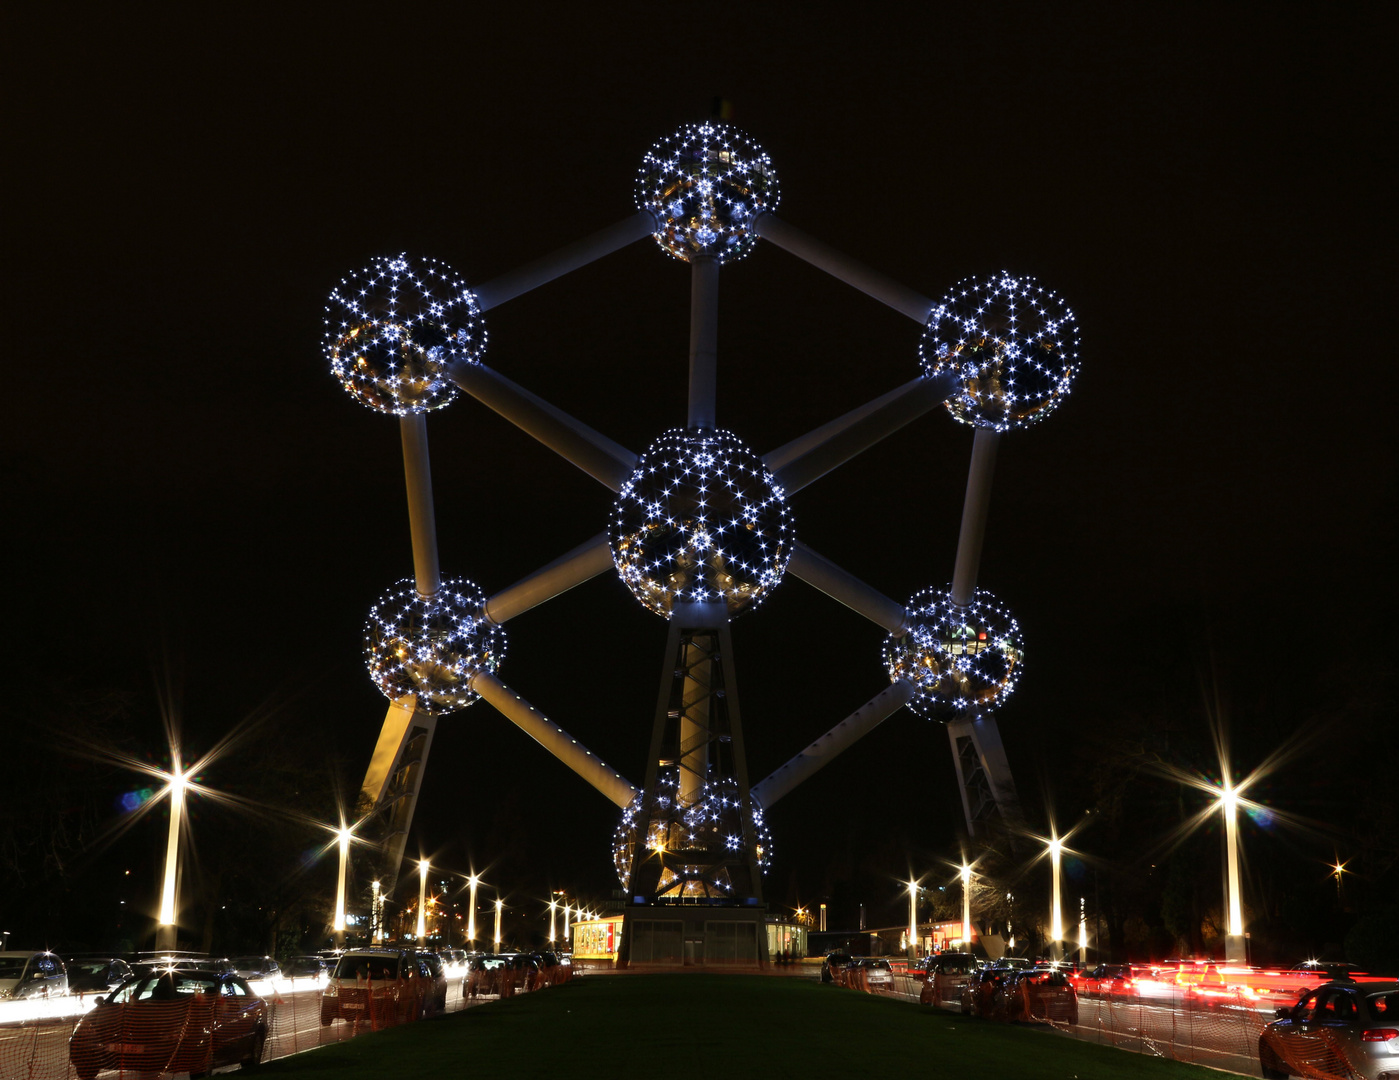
[752,213,934,324]
[471,670,638,808]
[769,372,957,494]
[750,680,915,808]
[400,414,441,597]
[764,376,925,475]
[450,361,638,491]
[483,532,614,625]
[787,542,908,634]
[950,427,1001,606]
[473,210,658,311]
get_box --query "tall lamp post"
[467,875,479,948]
[494,899,503,950]
[333,824,353,948]
[907,879,919,958]
[1219,781,1246,963]
[1047,835,1064,960]
[155,765,189,951]
[960,864,973,951]
[416,859,430,942]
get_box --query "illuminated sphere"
[635,122,779,264]
[611,428,792,619]
[919,272,1079,431]
[363,577,505,715]
[612,768,772,893]
[883,587,1024,721]
[325,254,486,415]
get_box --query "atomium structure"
[325,121,1082,966]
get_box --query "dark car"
[1005,967,1079,1025]
[962,964,1012,1019]
[920,952,978,1007]
[64,958,134,995]
[283,955,329,979]
[416,953,449,1015]
[1259,980,1399,1079]
[68,969,267,1080]
[821,952,853,984]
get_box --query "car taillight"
[1362,1029,1398,1042]
[1123,979,1134,989]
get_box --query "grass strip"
[261,975,1237,1080]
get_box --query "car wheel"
[1259,1038,1289,1079]
[244,1029,266,1070]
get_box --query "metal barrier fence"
[832,970,1278,1076]
[0,965,575,1080]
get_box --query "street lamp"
[1048,834,1064,958]
[960,864,973,950]
[467,875,479,947]
[417,859,429,941]
[1218,780,1245,962]
[371,880,384,945]
[494,899,503,950]
[548,896,558,943]
[907,878,919,958]
[156,764,189,950]
[333,824,353,946]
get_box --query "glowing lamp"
[364,577,506,713]
[611,428,792,619]
[635,123,779,263]
[884,587,1023,721]
[325,254,486,415]
[920,272,1079,431]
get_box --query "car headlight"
[324,983,338,997]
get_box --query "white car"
[0,951,69,999]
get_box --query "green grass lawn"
[260,975,1240,1080]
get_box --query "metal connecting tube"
[400,414,441,598]
[483,533,614,625]
[787,542,908,634]
[450,361,638,491]
[471,670,638,808]
[688,255,719,429]
[752,213,934,324]
[473,210,658,311]
[750,681,915,808]
[949,427,1001,606]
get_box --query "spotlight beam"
[787,542,908,633]
[483,533,614,625]
[750,680,914,808]
[472,211,658,312]
[751,213,934,323]
[450,361,638,490]
[400,414,441,598]
[470,670,638,807]
[769,373,958,494]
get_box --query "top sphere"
[919,272,1080,431]
[635,123,779,264]
[611,428,793,619]
[325,254,486,416]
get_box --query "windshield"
[333,955,399,980]
[110,974,220,1003]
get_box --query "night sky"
[8,5,1392,946]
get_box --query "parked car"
[920,952,978,1006]
[1006,967,1079,1025]
[320,950,428,1026]
[1081,963,1139,997]
[962,964,1012,1018]
[0,951,68,999]
[230,956,281,981]
[1259,980,1399,1080]
[67,969,267,1080]
[283,955,329,979]
[821,951,852,984]
[64,958,134,995]
[416,953,449,1015]
[847,957,894,990]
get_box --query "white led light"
[363,577,506,714]
[636,123,779,264]
[884,587,1024,721]
[611,428,792,619]
[920,272,1079,431]
[325,254,486,415]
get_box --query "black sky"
[7,4,1393,937]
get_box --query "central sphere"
[611,428,792,619]
[635,122,779,264]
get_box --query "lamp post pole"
[156,767,187,952]
[333,826,351,948]
[1221,783,1246,963]
[1048,836,1064,960]
[961,864,973,951]
[494,899,503,951]
[467,876,478,948]
[417,860,429,942]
